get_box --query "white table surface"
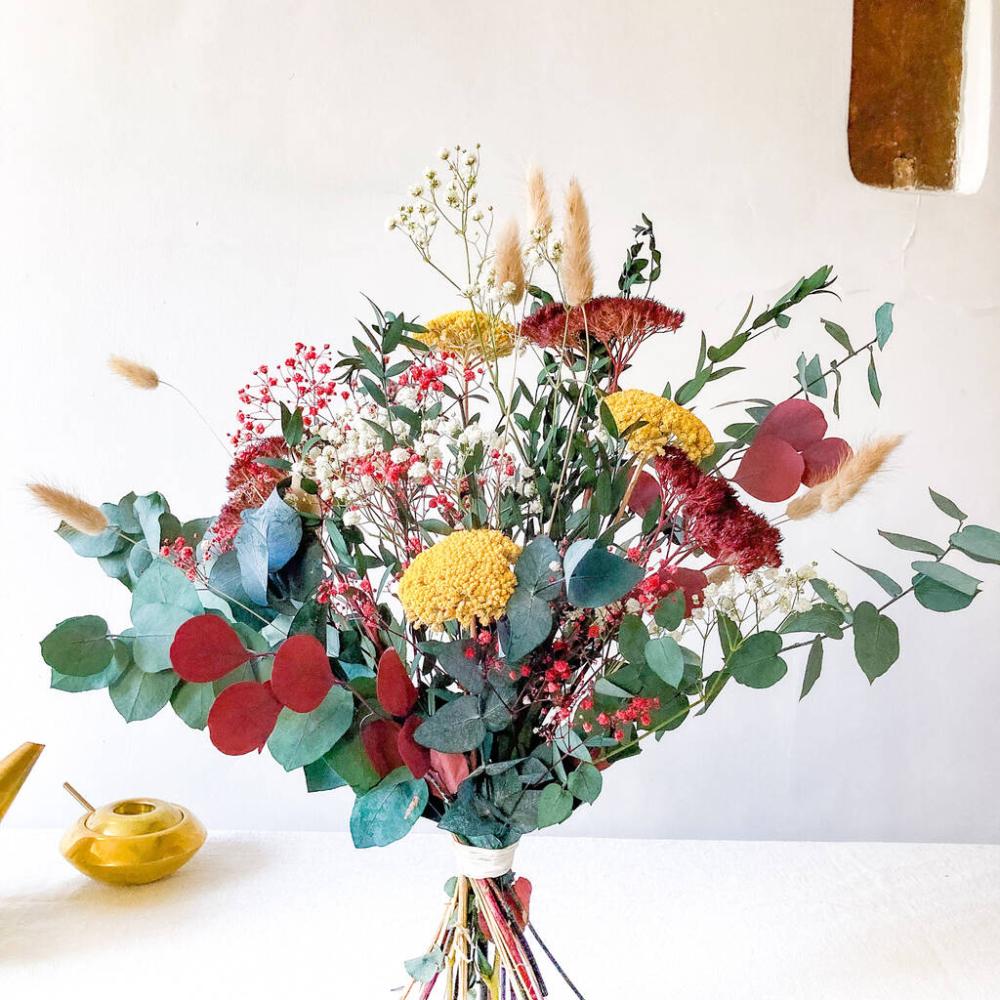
[1,830,998,999]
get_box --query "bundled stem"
[403,871,585,1000]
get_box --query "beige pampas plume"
[561,177,595,308]
[785,434,904,520]
[26,484,108,535]
[526,165,552,235]
[785,488,825,521]
[494,219,525,305]
[108,354,159,390]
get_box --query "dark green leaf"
[536,784,574,828]
[414,696,486,752]
[728,632,787,689]
[653,590,686,631]
[618,615,649,665]
[564,540,643,608]
[778,607,844,638]
[950,525,1000,565]
[421,640,485,694]
[567,763,602,804]
[913,576,975,613]
[877,530,945,557]
[645,635,684,687]
[911,560,981,597]
[834,549,903,597]
[822,318,852,353]
[800,637,823,700]
[303,754,348,793]
[929,489,966,522]
[867,353,882,406]
[503,588,552,663]
[40,615,113,677]
[852,601,899,683]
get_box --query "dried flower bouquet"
[34,146,1000,998]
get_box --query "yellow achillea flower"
[399,529,521,629]
[604,388,714,461]
[416,310,515,364]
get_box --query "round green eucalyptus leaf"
[267,685,353,771]
[913,576,975,613]
[56,521,123,559]
[127,540,154,585]
[414,695,487,753]
[40,615,114,677]
[131,559,202,617]
[170,680,215,730]
[537,783,574,828]
[645,635,685,687]
[50,644,127,692]
[567,763,603,804]
[132,603,194,673]
[728,632,788,689]
[109,663,178,722]
[950,524,1000,565]
[349,768,429,849]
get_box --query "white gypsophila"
[408,462,428,480]
[343,510,362,527]
[686,565,848,635]
[390,447,410,465]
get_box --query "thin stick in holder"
[62,782,95,813]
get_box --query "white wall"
[2,0,998,842]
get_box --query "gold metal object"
[60,796,206,885]
[62,781,95,812]
[0,742,44,824]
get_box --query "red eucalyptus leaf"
[429,750,470,796]
[510,877,532,929]
[397,715,431,778]
[170,613,252,682]
[759,399,828,452]
[734,434,805,503]
[656,566,709,617]
[361,718,404,778]
[270,633,333,712]
[801,437,853,487]
[627,470,661,516]
[376,648,418,717]
[207,681,282,756]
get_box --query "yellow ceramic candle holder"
[60,794,206,886]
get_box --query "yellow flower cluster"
[416,310,515,364]
[399,529,521,629]
[604,388,714,461]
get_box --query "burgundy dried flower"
[519,296,684,385]
[654,447,782,574]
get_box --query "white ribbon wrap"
[451,840,519,879]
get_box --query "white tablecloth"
[1,830,997,999]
